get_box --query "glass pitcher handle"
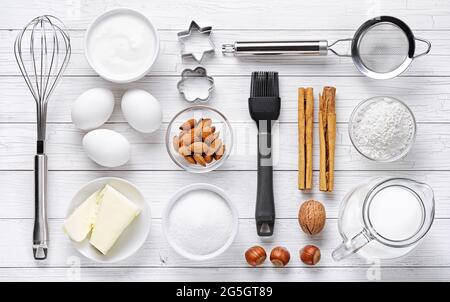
[332,229,371,261]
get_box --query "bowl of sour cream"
[85,8,160,83]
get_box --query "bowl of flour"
[162,183,239,261]
[349,96,416,162]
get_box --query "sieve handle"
[328,38,353,57]
[413,38,432,59]
[222,40,329,56]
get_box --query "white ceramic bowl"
[65,177,151,263]
[85,8,160,83]
[162,183,239,261]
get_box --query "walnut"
[298,200,326,235]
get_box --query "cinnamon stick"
[305,88,314,190]
[298,87,313,190]
[326,88,336,192]
[319,86,336,192]
[319,94,327,191]
[298,88,306,190]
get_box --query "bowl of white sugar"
[349,96,416,162]
[162,183,239,261]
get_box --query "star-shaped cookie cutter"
[177,67,214,103]
[177,21,215,62]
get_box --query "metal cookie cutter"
[177,21,215,62]
[177,67,214,103]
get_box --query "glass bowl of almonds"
[166,105,233,173]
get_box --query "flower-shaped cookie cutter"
[177,67,214,103]
[177,21,215,63]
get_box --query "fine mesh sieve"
[348,16,431,79]
[222,16,431,80]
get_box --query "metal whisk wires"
[14,15,71,144]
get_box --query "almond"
[204,132,219,145]
[173,135,181,152]
[184,155,196,165]
[180,129,200,145]
[201,126,213,141]
[206,138,222,156]
[196,118,205,130]
[189,142,208,154]
[179,118,196,131]
[193,154,207,167]
[202,118,212,128]
[194,124,203,138]
[214,144,225,157]
[203,154,213,164]
[178,145,191,156]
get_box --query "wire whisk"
[14,15,71,260]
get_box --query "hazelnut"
[300,245,321,265]
[298,200,326,235]
[270,246,290,267]
[245,246,267,267]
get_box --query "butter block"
[64,190,101,242]
[89,185,141,255]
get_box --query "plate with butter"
[64,177,151,263]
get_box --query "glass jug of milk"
[332,177,434,261]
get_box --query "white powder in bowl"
[350,97,415,161]
[167,189,234,256]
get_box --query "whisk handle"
[33,153,48,260]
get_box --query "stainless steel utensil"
[222,16,431,79]
[177,20,215,62]
[177,67,215,103]
[14,15,71,260]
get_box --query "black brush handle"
[255,130,275,236]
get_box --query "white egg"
[72,88,115,130]
[121,89,162,133]
[82,129,130,167]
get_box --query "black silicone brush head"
[250,71,279,97]
[249,71,281,122]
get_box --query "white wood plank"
[1,0,449,282]
[2,76,450,124]
[0,0,445,30]
[0,219,448,268]
[0,123,449,171]
[1,171,449,219]
[0,30,444,76]
[1,267,449,282]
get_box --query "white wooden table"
[1,0,450,282]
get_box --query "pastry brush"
[249,71,280,236]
